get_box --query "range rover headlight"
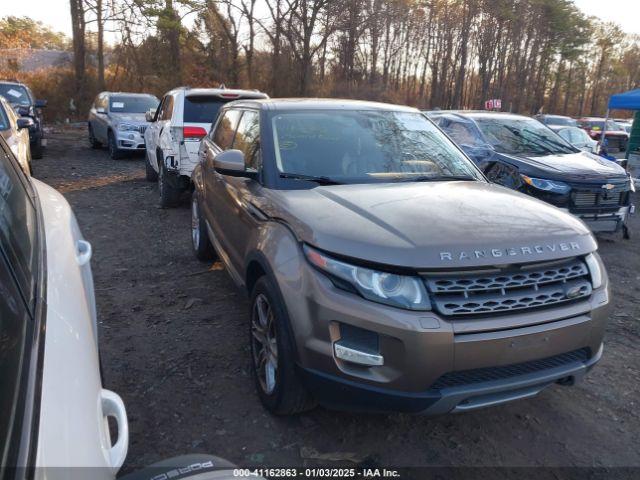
[521,175,571,194]
[118,123,138,132]
[585,253,603,289]
[304,245,430,311]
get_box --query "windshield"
[0,84,31,106]
[269,110,483,183]
[473,117,576,156]
[110,95,159,114]
[544,116,577,127]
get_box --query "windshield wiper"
[279,173,342,185]
[521,129,577,154]
[396,174,477,182]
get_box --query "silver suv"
[192,99,610,415]
[88,91,159,159]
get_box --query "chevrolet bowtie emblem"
[602,184,615,190]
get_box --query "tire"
[158,157,182,208]
[191,193,216,261]
[145,149,158,181]
[88,124,102,149]
[31,137,43,159]
[250,276,315,415]
[108,130,124,160]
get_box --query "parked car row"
[536,113,631,153]
[2,78,627,470]
[80,88,626,417]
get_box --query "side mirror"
[17,117,34,129]
[145,108,156,122]
[35,99,47,108]
[96,107,107,114]
[213,150,247,176]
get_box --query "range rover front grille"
[423,258,592,316]
[428,348,590,390]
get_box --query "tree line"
[3,0,640,120]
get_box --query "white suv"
[144,87,268,207]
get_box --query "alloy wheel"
[251,293,278,394]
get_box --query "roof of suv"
[0,80,25,86]
[169,87,268,99]
[226,98,418,112]
[100,91,158,97]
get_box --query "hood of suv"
[264,181,596,270]
[496,151,627,181]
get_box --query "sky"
[3,0,640,43]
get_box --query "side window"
[0,251,32,465]
[232,111,261,171]
[0,145,37,308]
[161,96,174,121]
[212,109,242,150]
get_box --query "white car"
[144,86,268,207]
[0,135,128,477]
[548,125,599,153]
[0,137,263,479]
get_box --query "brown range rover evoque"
[191,99,610,415]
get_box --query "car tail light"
[183,126,207,140]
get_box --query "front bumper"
[284,260,610,414]
[300,343,602,414]
[115,130,146,150]
[560,205,633,233]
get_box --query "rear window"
[184,96,228,124]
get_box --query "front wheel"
[158,159,182,208]
[250,277,315,415]
[108,131,124,160]
[88,124,102,149]
[145,150,158,181]
[191,194,215,261]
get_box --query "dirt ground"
[35,127,639,475]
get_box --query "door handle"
[76,239,92,266]
[100,389,129,472]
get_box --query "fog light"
[334,323,383,366]
[334,343,384,366]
